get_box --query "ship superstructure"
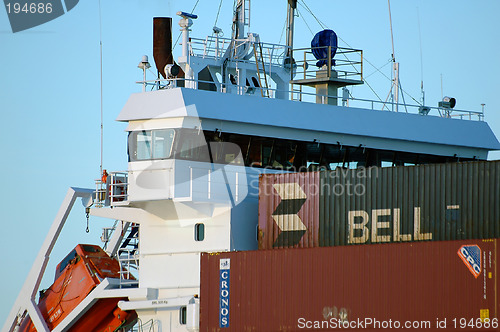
[3,1,500,332]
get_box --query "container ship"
[3,1,500,331]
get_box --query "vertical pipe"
[360,50,364,81]
[327,45,332,77]
[182,22,189,58]
[178,16,194,88]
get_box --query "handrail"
[135,77,484,121]
[109,172,128,204]
[94,171,129,207]
[136,38,483,121]
[189,36,288,65]
[292,45,364,83]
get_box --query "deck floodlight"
[165,63,180,78]
[418,106,431,115]
[438,96,456,109]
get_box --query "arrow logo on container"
[272,183,307,247]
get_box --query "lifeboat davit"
[18,244,137,331]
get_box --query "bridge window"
[209,141,245,165]
[128,128,470,168]
[174,129,211,162]
[129,129,175,161]
[135,131,152,160]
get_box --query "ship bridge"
[103,84,499,207]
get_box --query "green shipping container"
[258,160,500,249]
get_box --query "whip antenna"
[417,7,425,106]
[99,0,104,178]
[382,0,401,112]
[388,0,399,111]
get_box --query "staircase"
[102,221,139,288]
[117,223,139,287]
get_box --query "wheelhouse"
[128,128,478,171]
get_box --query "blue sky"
[1,0,499,324]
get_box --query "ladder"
[244,0,250,29]
[253,42,270,98]
[117,223,139,287]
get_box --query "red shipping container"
[200,239,499,331]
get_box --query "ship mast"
[230,0,250,58]
[231,0,248,40]
[285,0,297,58]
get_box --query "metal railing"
[288,87,484,120]
[188,36,288,66]
[109,171,128,203]
[101,221,139,288]
[136,41,483,121]
[94,171,129,207]
[117,247,139,288]
[136,76,483,121]
[347,95,484,120]
[138,76,279,99]
[292,45,363,82]
[94,178,106,208]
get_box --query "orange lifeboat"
[18,244,137,331]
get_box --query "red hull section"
[200,239,499,331]
[19,244,136,331]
